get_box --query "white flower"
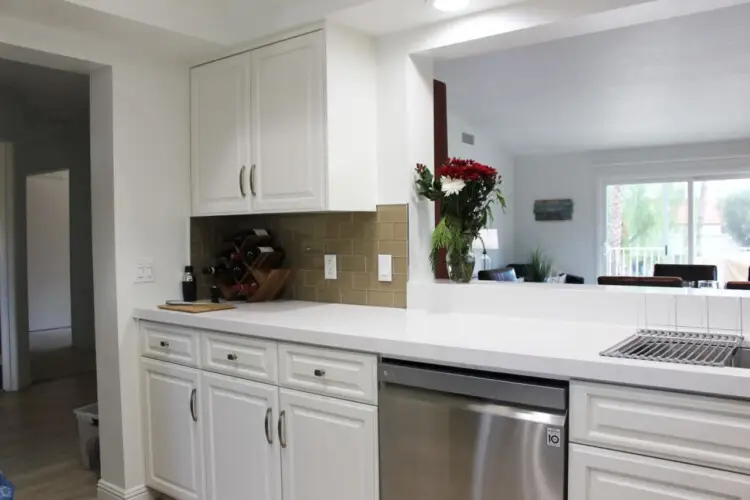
[441,177,466,196]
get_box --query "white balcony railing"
[605,247,688,277]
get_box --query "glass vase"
[446,251,476,283]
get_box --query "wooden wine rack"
[217,232,291,302]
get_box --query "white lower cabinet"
[570,444,750,500]
[202,372,282,500]
[142,359,205,500]
[279,388,379,500]
[141,331,379,500]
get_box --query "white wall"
[374,0,665,282]
[0,13,192,495]
[514,139,750,285]
[444,109,515,268]
[26,171,71,332]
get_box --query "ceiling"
[330,0,524,36]
[435,3,750,155]
[0,57,89,122]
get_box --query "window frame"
[596,156,750,278]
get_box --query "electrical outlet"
[324,255,337,280]
[378,254,393,282]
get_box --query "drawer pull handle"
[159,341,170,348]
[278,410,287,449]
[265,408,273,445]
[190,389,198,422]
[227,353,238,361]
[314,369,326,377]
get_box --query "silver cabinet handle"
[265,408,273,445]
[278,410,287,448]
[239,166,247,197]
[189,388,198,422]
[227,353,238,361]
[159,340,170,348]
[314,369,326,377]
[250,164,256,196]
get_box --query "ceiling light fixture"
[432,0,470,12]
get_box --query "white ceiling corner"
[436,3,750,155]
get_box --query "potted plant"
[414,159,505,282]
[526,248,552,283]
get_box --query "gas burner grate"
[600,329,743,367]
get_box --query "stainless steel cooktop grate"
[600,329,743,366]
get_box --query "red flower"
[437,158,497,181]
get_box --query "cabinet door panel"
[570,444,750,500]
[202,372,281,500]
[142,359,204,500]
[280,388,378,500]
[251,32,326,212]
[191,54,251,215]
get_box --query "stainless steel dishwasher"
[379,359,567,500]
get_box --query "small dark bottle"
[182,266,197,302]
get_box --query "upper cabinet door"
[142,359,205,500]
[251,32,326,213]
[191,54,251,216]
[279,388,378,500]
[202,372,282,500]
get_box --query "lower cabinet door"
[570,444,750,500]
[142,358,205,500]
[279,388,378,500]
[202,372,282,500]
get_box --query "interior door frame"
[595,157,750,278]
[0,143,18,391]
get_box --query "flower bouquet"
[415,158,505,282]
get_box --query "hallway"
[0,374,98,499]
[29,328,96,382]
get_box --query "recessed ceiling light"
[432,0,470,12]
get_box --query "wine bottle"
[217,248,243,262]
[203,262,245,282]
[231,281,259,298]
[226,228,273,246]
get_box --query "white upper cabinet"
[190,24,377,216]
[191,53,251,216]
[250,32,326,212]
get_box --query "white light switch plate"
[324,255,337,280]
[378,254,392,282]
[135,258,154,284]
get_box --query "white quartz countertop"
[134,301,750,400]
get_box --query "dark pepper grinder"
[182,266,197,302]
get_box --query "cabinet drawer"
[571,381,750,474]
[278,343,377,404]
[201,332,278,384]
[141,322,200,367]
[570,444,750,500]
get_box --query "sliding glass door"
[693,178,750,283]
[603,176,750,283]
[604,182,688,277]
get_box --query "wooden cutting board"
[158,303,236,314]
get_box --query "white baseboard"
[98,480,153,500]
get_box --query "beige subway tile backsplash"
[190,204,408,308]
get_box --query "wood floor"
[29,329,97,382]
[0,374,99,499]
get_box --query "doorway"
[26,169,94,381]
